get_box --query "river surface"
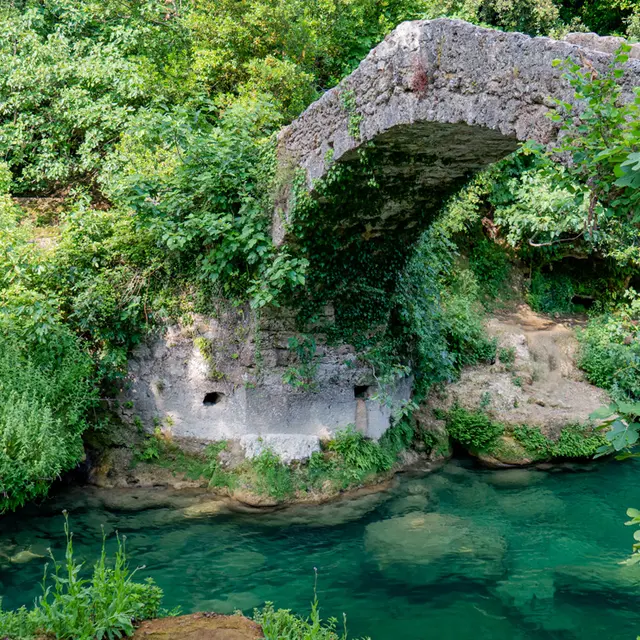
[1,459,639,639]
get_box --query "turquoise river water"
[1,459,640,639]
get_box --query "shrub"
[468,236,512,298]
[0,605,37,640]
[0,327,96,512]
[254,573,366,640]
[327,427,394,480]
[578,295,640,401]
[512,423,606,459]
[498,346,516,368]
[552,424,607,459]
[528,271,576,314]
[512,425,553,458]
[0,513,162,640]
[446,407,504,451]
[252,448,295,500]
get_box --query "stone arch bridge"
[120,21,639,463]
[274,19,640,242]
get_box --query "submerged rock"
[484,468,545,488]
[261,487,391,527]
[10,548,44,564]
[387,493,429,516]
[365,512,506,585]
[554,563,640,595]
[132,613,263,639]
[183,499,231,518]
[496,488,565,521]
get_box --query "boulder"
[133,614,263,640]
[239,434,321,464]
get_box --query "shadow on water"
[1,458,640,640]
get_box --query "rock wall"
[117,305,411,462]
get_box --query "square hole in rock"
[354,385,370,399]
[203,392,224,406]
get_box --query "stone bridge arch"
[274,19,640,243]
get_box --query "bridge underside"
[334,121,518,239]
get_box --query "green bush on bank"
[513,424,607,459]
[133,422,416,501]
[446,406,505,452]
[0,328,96,512]
[255,592,368,640]
[446,406,607,460]
[578,292,640,401]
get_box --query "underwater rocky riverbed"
[1,459,639,640]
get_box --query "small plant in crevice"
[339,89,363,140]
[135,427,165,462]
[282,335,319,392]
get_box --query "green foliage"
[558,0,636,36]
[254,575,366,640]
[0,605,37,640]
[282,336,319,392]
[528,271,576,314]
[553,423,608,458]
[0,513,162,640]
[468,236,512,299]
[446,407,504,451]
[578,291,640,400]
[340,89,363,139]
[134,432,234,487]
[0,1,189,193]
[327,427,395,480]
[252,448,295,500]
[136,428,164,462]
[394,226,496,399]
[513,424,606,459]
[498,346,516,367]
[589,399,640,456]
[550,45,640,270]
[623,507,640,566]
[0,325,96,512]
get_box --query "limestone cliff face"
[116,304,411,462]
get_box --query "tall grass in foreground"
[0,512,162,640]
[254,570,370,640]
